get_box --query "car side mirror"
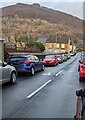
[2,62,7,67]
[79,60,82,64]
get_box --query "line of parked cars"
[1,52,76,84]
[43,53,73,66]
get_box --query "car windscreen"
[45,55,55,59]
[82,57,85,61]
[9,57,27,61]
[56,55,61,58]
[82,54,85,57]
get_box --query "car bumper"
[17,67,31,73]
[58,60,63,63]
[44,62,56,66]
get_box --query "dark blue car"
[8,55,45,75]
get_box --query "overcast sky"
[0,0,84,19]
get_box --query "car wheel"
[42,64,45,71]
[31,67,35,76]
[10,72,17,84]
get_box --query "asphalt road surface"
[2,53,85,118]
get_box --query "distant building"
[37,37,75,53]
[76,43,83,51]
[37,38,48,44]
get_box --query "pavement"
[2,53,85,118]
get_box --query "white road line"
[43,73,51,76]
[55,70,64,76]
[27,79,52,99]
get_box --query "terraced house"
[37,37,76,54]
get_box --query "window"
[34,56,39,60]
[30,56,35,60]
[57,44,59,48]
[52,44,54,48]
[10,57,26,61]
[61,44,65,48]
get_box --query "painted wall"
[0,40,4,61]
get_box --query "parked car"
[8,55,45,75]
[43,55,58,66]
[61,54,68,61]
[0,60,17,84]
[65,53,71,59]
[78,58,85,81]
[70,52,76,56]
[56,54,63,63]
[81,52,85,58]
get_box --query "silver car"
[0,61,17,84]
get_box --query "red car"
[78,60,85,81]
[43,55,58,66]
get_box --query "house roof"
[37,38,48,43]
[46,37,69,44]
[37,37,72,45]
[76,43,83,48]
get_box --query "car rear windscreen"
[10,57,26,61]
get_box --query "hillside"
[2,3,83,45]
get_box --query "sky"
[0,0,84,19]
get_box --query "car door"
[2,63,11,83]
[34,56,42,70]
[29,55,38,71]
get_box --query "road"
[2,53,85,118]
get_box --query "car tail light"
[43,59,46,63]
[24,60,30,64]
[81,65,85,69]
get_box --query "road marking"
[55,70,64,76]
[27,79,52,99]
[69,70,73,73]
[43,73,51,76]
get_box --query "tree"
[35,42,45,52]
[17,34,28,43]
[73,39,78,45]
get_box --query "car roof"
[24,55,31,57]
[10,54,32,58]
[56,55,61,56]
[46,55,55,56]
